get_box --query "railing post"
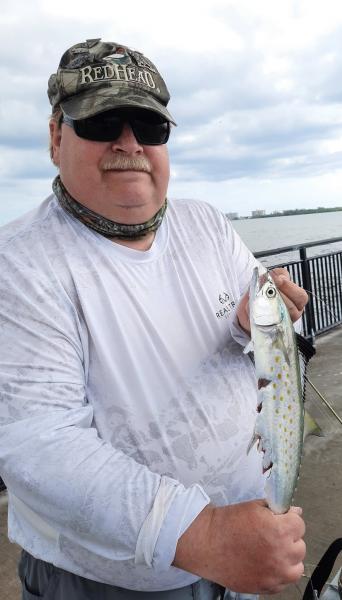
[299,246,315,344]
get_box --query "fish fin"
[244,340,254,354]
[258,378,271,390]
[246,431,259,455]
[263,458,273,474]
[296,333,316,361]
[274,331,291,366]
[304,411,323,439]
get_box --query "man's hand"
[173,499,306,595]
[237,267,309,334]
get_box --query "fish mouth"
[258,269,271,291]
[253,319,282,329]
[250,266,270,301]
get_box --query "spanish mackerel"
[246,266,304,514]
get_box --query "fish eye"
[266,286,277,298]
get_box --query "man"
[0,39,307,599]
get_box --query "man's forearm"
[172,504,214,576]
[173,499,306,595]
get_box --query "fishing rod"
[305,376,342,427]
[297,288,342,427]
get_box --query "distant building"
[226,212,239,220]
[251,209,266,217]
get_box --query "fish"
[245,266,305,514]
[303,410,322,440]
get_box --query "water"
[232,211,342,266]
[1,199,342,265]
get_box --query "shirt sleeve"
[0,250,207,571]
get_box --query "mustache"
[100,155,152,173]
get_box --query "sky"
[2,0,342,222]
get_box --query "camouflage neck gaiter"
[52,175,167,239]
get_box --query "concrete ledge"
[0,490,8,507]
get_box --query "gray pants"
[18,550,258,600]
[18,550,228,600]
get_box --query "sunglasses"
[62,109,170,145]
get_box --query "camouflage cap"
[48,38,176,124]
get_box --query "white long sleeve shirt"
[0,194,264,591]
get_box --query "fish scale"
[246,267,304,514]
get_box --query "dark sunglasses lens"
[73,114,123,142]
[132,118,170,145]
[72,110,170,145]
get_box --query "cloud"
[1,0,342,223]
[0,145,54,179]
[169,100,342,183]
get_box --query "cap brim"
[60,87,177,125]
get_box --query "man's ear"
[49,120,62,166]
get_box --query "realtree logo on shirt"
[215,292,236,319]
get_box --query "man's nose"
[110,123,143,153]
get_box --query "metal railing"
[255,237,342,342]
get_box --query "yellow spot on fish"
[286,373,289,379]
[288,405,292,410]
[277,373,282,380]
[275,356,280,363]
[280,395,284,401]
[273,383,277,389]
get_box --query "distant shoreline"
[231,207,342,220]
